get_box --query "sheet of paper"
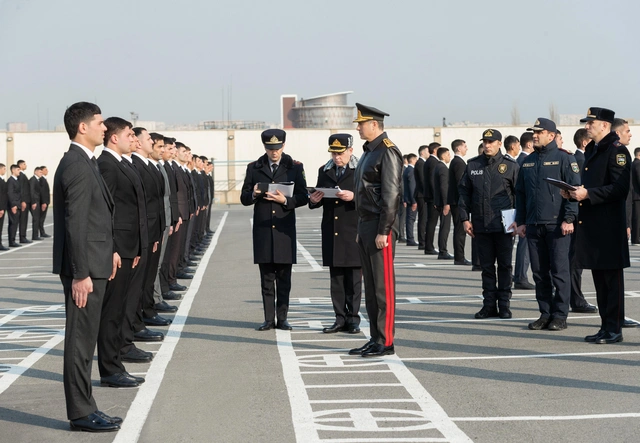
[501,208,516,233]
[307,187,342,198]
[265,182,294,197]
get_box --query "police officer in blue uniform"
[240,129,309,331]
[515,118,580,331]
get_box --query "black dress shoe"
[186,260,199,266]
[528,316,551,330]
[155,301,178,312]
[622,319,639,328]
[40,233,52,238]
[188,255,201,262]
[0,245,9,251]
[424,250,439,255]
[192,251,204,256]
[169,283,188,291]
[32,237,42,241]
[514,280,535,290]
[498,308,512,319]
[182,267,197,273]
[322,322,344,333]
[19,238,33,244]
[397,237,407,242]
[121,348,153,363]
[454,259,472,265]
[437,252,454,260]
[418,246,425,250]
[547,318,567,331]
[348,340,375,355]
[572,304,598,314]
[125,372,145,384]
[134,328,164,342]
[94,410,123,425]
[100,372,139,388]
[143,315,172,326]
[258,321,275,331]
[9,243,22,247]
[471,265,482,271]
[585,329,605,343]
[347,326,361,334]
[595,331,623,344]
[70,413,120,432]
[176,272,194,279]
[406,241,419,246]
[277,320,293,330]
[162,291,182,300]
[475,306,499,319]
[362,343,395,357]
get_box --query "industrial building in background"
[281,91,355,129]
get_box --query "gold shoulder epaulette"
[383,138,395,148]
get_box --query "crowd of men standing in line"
[52,102,215,432]
[0,161,51,249]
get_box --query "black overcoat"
[240,153,308,264]
[574,132,630,270]
[309,161,361,268]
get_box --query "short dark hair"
[33,167,42,173]
[17,160,25,166]
[199,155,208,162]
[418,145,428,155]
[573,128,589,149]
[150,132,164,144]
[175,142,186,150]
[520,132,533,148]
[556,129,562,135]
[64,102,102,139]
[406,153,417,162]
[39,165,47,169]
[163,136,176,145]
[451,139,465,153]
[132,127,147,137]
[504,135,519,152]
[376,121,384,131]
[0,163,5,168]
[436,147,449,160]
[477,143,484,155]
[428,142,441,155]
[10,164,20,172]
[634,147,640,157]
[103,117,132,146]
[612,118,628,133]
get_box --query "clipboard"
[544,177,577,192]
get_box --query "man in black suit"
[631,147,640,244]
[29,167,42,241]
[97,117,152,386]
[448,139,469,265]
[204,159,215,234]
[39,166,51,238]
[402,153,419,246]
[240,129,308,330]
[53,101,120,432]
[7,164,22,247]
[0,163,8,250]
[414,145,428,249]
[423,142,441,254]
[512,132,535,290]
[175,144,198,278]
[17,160,31,244]
[433,147,453,259]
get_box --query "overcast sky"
[1,0,638,130]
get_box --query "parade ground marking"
[113,211,228,443]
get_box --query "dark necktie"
[271,163,278,175]
[90,156,99,172]
[336,166,345,179]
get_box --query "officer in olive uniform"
[309,134,362,334]
[240,129,309,331]
[515,118,580,331]
[563,107,630,344]
[458,129,519,319]
[349,103,402,358]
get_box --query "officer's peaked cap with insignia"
[261,129,286,150]
[527,117,557,133]
[353,103,389,123]
[480,128,502,142]
[580,107,615,124]
[328,134,353,153]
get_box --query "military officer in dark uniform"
[562,107,630,344]
[240,129,309,331]
[348,103,402,358]
[515,118,580,331]
[0,163,7,250]
[309,134,362,334]
[459,129,518,319]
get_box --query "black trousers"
[39,205,48,235]
[632,200,640,244]
[405,205,417,243]
[154,227,171,303]
[180,217,193,269]
[61,275,107,420]
[8,209,19,244]
[121,252,148,354]
[416,196,426,248]
[329,266,362,327]
[166,219,187,284]
[19,205,28,241]
[513,235,530,283]
[569,231,589,309]
[141,241,161,318]
[471,237,480,267]
[358,218,397,347]
[592,268,625,333]
[98,258,133,377]
[0,213,5,246]
[424,201,438,253]
[527,224,571,320]
[450,206,467,262]
[258,263,292,323]
[30,205,41,239]
[206,203,213,232]
[437,209,452,253]
[475,232,513,309]
[398,204,406,239]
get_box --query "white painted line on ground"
[401,350,640,362]
[451,412,640,422]
[301,370,393,375]
[305,383,403,389]
[113,211,228,443]
[396,315,601,325]
[296,240,323,271]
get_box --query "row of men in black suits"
[53,102,215,432]
[0,163,51,249]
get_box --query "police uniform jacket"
[574,132,630,270]
[309,159,360,268]
[240,153,308,264]
[458,152,518,233]
[354,132,403,236]
[515,141,580,226]
[0,177,8,211]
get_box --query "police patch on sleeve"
[571,162,579,173]
[498,164,507,174]
[617,154,627,166]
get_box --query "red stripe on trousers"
[383,240,395,346]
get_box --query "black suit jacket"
[29,176,41,205]
[162,161,180,225]
[0,177,7,211]
[631,158,640,201]
[516,152,528,167]
[7,176,21,208]
[433,160,449,208]
[53,144,114,279]
[40,176,51,204]
[447,155,466,206]
[414,158,425,199]
[423,156,438,202]
[132,154,164,244]
[402,166,416,205]
[173,163,192,218]
[18,172,30,204]
[98,152,148,259]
